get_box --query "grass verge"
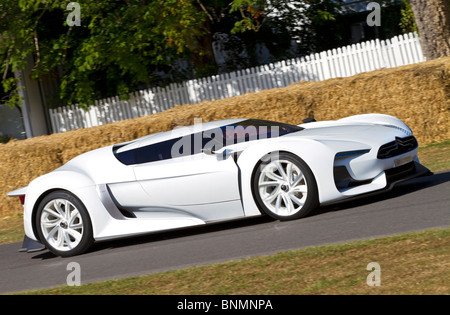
[418,139,450,173]
[0,213,23,245]
[13,228,450,295]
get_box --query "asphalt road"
[1,171,449,294]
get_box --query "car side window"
[114,120,303,165]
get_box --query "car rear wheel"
[36,191,94,257]
[252,153,318,220]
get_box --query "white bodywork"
[9,114,429,245]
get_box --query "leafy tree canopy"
[0,0,343,109]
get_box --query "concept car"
[8,114,432,256]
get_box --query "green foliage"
[0,0,352,109]
[0,77,21,108]
[1,0,206,109]
[229,0,267,33]
[399,0,418,34]
[295,0,343,54]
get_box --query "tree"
[399,0,418,34]
[0,0,343,109]
[193,0,305,74]
[194,0,343,70]
[0,0,206,108]
[409,0,450,59]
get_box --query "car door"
[132,133,244,221]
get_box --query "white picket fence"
[50,32,425,133]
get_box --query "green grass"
[12,228,450,295]
[418,139,450,173]
[0,213,23,245]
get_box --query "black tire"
[35,191,94,257]
[252,152,319,221]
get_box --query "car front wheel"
[252,153,319,220]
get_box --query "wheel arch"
[30,188,91,243]
[237,139,332,217]
[249,150,319,218]
[24,169,97,242]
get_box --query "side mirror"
[202,147,234,156]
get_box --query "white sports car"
[8,114,431,257]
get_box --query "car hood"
[299,121,411,140]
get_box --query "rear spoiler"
[7,187,28,197]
